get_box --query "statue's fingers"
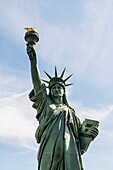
[27,49,32,53]
[90,130,98,136]
[92,127,98,130]
[91,132,97,136]
[27,45,33,50]
[90,127,99,133]
[91,129,98,133]
[95,129,99,134]
[27,47,33,54]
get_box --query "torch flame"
[24,27,36,32]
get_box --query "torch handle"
[26,43,36,60]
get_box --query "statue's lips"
[55,92,60,94]
[53,92,62,96]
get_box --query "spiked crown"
[42,66,73,89]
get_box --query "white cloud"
[0,66,31,97]
[70,100,113,123]
[0,90,38,150]
[0,0,41,46]
[1,0,113,87]
[37,1,113,88]
[81,0,113,85]
[0,67,38,149]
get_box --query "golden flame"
[24,27,36,32]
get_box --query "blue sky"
[0,0,113,169]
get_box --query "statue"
[24,28,99,170]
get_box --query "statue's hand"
[26,43,36,60]
[89,127,99,140]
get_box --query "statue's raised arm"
[27,44,41,94]
[24,28,41,94]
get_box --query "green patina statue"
[24,29,99,170]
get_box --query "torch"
[24,27,39,59]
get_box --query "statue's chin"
[53,94,63,97]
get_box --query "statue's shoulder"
[68,106,76,114]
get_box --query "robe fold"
[29,84,84,170]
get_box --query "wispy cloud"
[6,150,32,157]
[0,0,41,45]
[1,0,113,87]
[37,0,113,87]
[0,91,37,150]
[0,67,37,149]
[70,100,113,122]
[81,0,113,85]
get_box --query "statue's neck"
[52,96,63,105]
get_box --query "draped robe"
[29,84,83,170]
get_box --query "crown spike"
[41,79,49,84]
[64,74,73,82]
[65,83,74,86]
[44,71,52,79]
[55,66,58,77]
[60,67,66,78]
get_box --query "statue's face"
[51,84,64,97]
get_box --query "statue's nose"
[55,87,59,92]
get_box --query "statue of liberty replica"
[24,28,99,170]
